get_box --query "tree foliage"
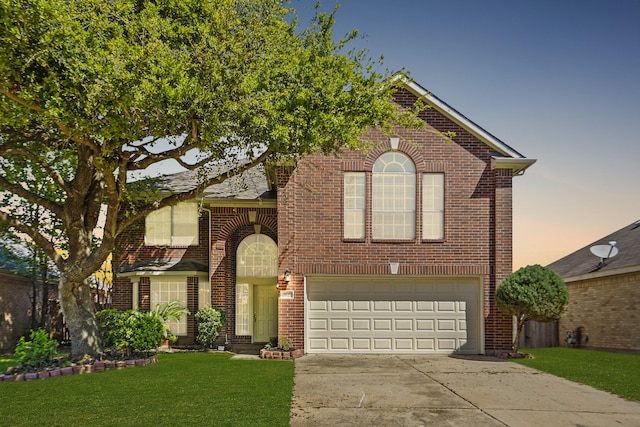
[496,264,569,351]
[0,0,412,358]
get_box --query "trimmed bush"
[96,308,164,357]
[195,306,226,348]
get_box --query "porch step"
[230,343,264,355]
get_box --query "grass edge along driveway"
[511,347,640,401]
[0,352,294,427]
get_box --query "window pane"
[172,203,199,246]
[423,174,444,239]
[237,234,278,277]
[145,207,171,245]
[372,153,415,239]
[344,172,365,239]
[235,283,250,335]
[150,280,188,335]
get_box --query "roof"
[154,162,275,202]
[118,258,209,276]
[547,220,640,280]
[400,78,537,175]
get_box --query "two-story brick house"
[112,79,535,355]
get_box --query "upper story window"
[372,152,416,240]
[145,202,199,246]
[343,172,366,239]
[422,174,444,240]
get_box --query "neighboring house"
[548,220,640,352]
[112,79,536,355]
[0,269,58,351]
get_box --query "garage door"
[305,277,482,354]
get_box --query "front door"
[253,284,278,343]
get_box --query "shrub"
[496,264,569,352]
[195,306,226,348]
[14,329,58,370]
[119,309,164,356]
[96,309,125,348]
[96,308,165,358]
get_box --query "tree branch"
[0,147,71,194]
[0,210,64,268]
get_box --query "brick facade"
[113,86,522,354]
[559,271,640,351]
[276,88,514,354]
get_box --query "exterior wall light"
[389,262,400,275]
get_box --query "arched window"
[236,234,278,278]
[372,152,416,239]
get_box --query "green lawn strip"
[0,353,294,426]
[511,347,640,401]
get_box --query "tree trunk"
[38,262,49,329]
[513,316,527,353]
[59,275,103,359]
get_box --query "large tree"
[0,0,412,358]
[496,264,569,352]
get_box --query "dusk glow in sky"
[298,0,640,269]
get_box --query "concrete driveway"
[290,354,640,426]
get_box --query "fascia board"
[563,265,640,283]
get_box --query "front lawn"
[512,347,640,401]
[0,354,18,373]
[0,352,294,426]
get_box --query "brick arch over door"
[218,211,277,242]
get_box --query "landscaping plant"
[96,308,165,358]
[195,306,226,348]
[14,329,58,371]
[496,264,569,352]
[150,301,190,344]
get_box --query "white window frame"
[150,278,188,336]
[372,152,416,240]
[422,173,444,240]
[145,202,199,246]
[343,172,366,239]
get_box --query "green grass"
[0,352,294,426]
[0,354,19,373]
[512,347,640,401]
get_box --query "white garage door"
[305,277,482,354]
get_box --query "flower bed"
[0,355,158,382]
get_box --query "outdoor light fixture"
[284,269,291,282]
[389,262,399,275]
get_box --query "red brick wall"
[277,88,514,354]
[113,206,278,347]
[559,271,640,351]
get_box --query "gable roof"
[400,79,536,175]
[547,220,640,281]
